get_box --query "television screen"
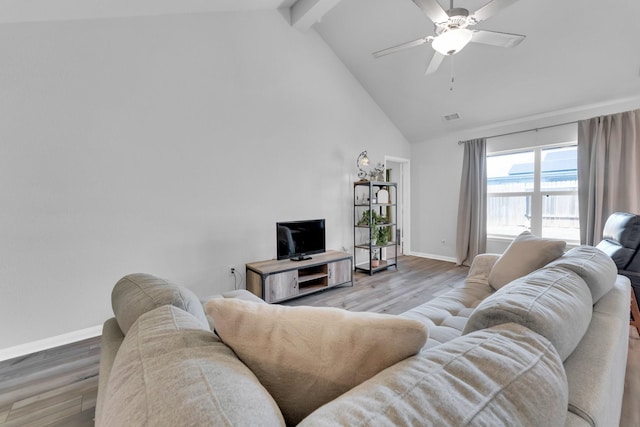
[276,219,326,261]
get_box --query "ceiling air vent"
[442,112,462,122]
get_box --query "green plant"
[358,209,388,226]
[376,226,390,246]
[359,209,391,246]
[358,209,380,226]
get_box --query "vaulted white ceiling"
[314,0,640,142]
[1,0,639,143]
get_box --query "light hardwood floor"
[0,336,99,427]
[0,256,637,426]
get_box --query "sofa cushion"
[205,298,428,426]
[398,253,497,350]
[400,280,493,349]
[111,273,208,335]
[546,245,618,303]
[98,305,285,427]
[298,323,568,427]
[464,266,592,360]
[488,231,566,290]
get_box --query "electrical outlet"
[229,265,237,276]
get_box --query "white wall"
[409,135,462,261]
[0,10,410,350]
[410,96,640,262]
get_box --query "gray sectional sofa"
[95,242,630,426]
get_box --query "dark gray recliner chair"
[595,212,640,333]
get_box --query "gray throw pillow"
[98,305,285,427]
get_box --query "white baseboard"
[0,325,103,362]
[405,251,457,264]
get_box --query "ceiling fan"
[373,0,526,75]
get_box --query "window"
[487,144,578,242]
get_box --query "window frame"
[486,141,578,242]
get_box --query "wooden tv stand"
[246,250,353,303]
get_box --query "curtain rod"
[457,120,578,145]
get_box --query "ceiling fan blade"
[471,30,525,48]
[373,37,430,58]
[471,0,520,23]
[412,0,449,24]
[425,52,445,75]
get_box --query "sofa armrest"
[95,317,124,423]
[466,254,500,284]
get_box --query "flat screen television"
[277,219,326,261]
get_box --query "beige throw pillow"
[204,299,428,425]
[488,231,566,290]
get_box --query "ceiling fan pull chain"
[450,56,455,91]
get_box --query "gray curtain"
[456,138,487,266]
[578,109,640,245]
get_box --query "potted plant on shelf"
[358,209,380,226]
[377,226,390,247]
[359,209,379,245]
[371,249,380,268]
[370,226,389,269]
[358,209,390,268]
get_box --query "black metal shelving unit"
[353,180,398,275]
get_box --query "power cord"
[230,267,244,290]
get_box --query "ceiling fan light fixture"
[432,28,473,56]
